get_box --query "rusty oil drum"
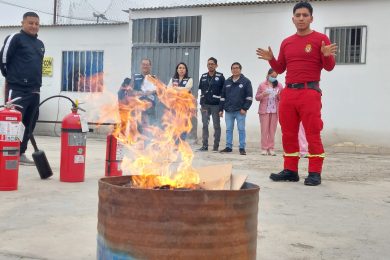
[97,176,259,259]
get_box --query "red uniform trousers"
[279,87,324,173]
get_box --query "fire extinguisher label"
[80,116,89,133]
[18,122,25,141]
[2,147,19,156]
[0,121,23,141]
[116,142,124,160]
[6,160,18,170]
[74,155,85,164]
[68,133,87,146]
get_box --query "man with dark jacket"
[0,12,45,165]
[219,62,253,155]
[198,57,225,152]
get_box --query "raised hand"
[321,41,338,57]
[256,47,274,61]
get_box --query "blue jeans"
[225,111,246,149]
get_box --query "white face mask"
[268,76,277,83]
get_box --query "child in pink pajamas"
[255,69,283,156]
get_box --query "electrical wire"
[0,0,123,23]
[102,0,115,14]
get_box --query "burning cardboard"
[196,164,247,190]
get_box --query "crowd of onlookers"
[117,57,309,157]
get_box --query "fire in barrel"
[96,76,260,259]
[97,176,259,259]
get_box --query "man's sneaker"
[20,154,35,166]
[304,173,321,186]
[261,150,267,156]
[269,169,299,182]
[268,150,276,156]
[239,148,246,155]
[220,147,232,153]
[198,146,208,151]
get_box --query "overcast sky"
[0,0,260,26]
[0,0,126,26]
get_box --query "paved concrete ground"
[1,136,390,260]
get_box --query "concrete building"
[126,0,390,150]
[0,22,130,135]
[1,0,389,150]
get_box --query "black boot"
[270,169,299,182]
[304,173,321,186]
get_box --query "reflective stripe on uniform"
[284,152,300,157]
[220,98,225,101]
[246,97,253,100]
[307,153,326,158]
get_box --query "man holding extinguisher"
[0,12,45,165]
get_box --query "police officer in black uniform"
[198,57,225,152]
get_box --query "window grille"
[132,16,201,45]
[61,50,104,92]
[325,26,367,64]
[158,18,178,43]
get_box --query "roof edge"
[0,22,128,29]
[128,0,330,11]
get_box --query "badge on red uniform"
[305,43,312,53]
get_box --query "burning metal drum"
[97,176,260,259]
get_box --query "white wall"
[131,0,390,148]
[0,23,131,135]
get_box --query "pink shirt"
[255,80,283,114]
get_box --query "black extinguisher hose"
[28,95,84,149]
[27,95,84,179]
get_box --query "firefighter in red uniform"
[256,1,337,186]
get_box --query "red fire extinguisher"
[60,103,88,182]
[0,98,22,191]
[105,132,124,177]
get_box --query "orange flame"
[111,75,199,189]
[81,74,199,189]
[78,72,104,92]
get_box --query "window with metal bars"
[132,16,201,44]
[325,26,367,64]
[158,18,178,43]
[61,50,104,92]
